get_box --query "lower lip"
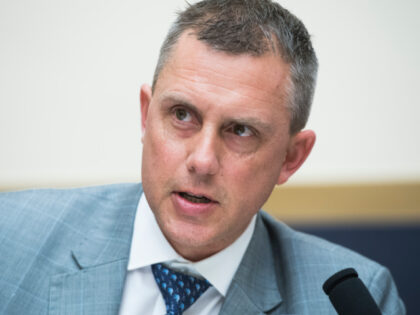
[171,193,217,217]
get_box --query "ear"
[277,130,316,185]
[140,84,152,141]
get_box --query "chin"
[163,219,222,258]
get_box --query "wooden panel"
[263,182,420,225]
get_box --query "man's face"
[140,32,313,261]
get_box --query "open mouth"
[178,192,212,204]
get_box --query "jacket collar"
[220,211,283,314]
[49,183,143,315]
[70,183,143,268]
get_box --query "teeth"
[180,192,211,204]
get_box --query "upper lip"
[174,190,218,203]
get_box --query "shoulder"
[258,210,406,314]
[0,183,143,254]
[0,183,143,312]
[0,183,142,217]
[0,182,142,205]
[260,210,378,267]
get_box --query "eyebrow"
[158,91,274,134]
[159,92,203,116]
[229,117,273,134]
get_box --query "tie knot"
[152,263,211,315]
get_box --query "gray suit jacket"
[0,183,405,314]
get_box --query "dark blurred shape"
[323,267,381,315]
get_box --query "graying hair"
[152,0,318,134]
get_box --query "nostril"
[186,155,219,176]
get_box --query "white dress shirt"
[118,194,256,315]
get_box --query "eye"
[231,124,254,137]
[224,123,260,153]
[174,108,192,122]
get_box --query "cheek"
[225,150,282,184]
[142,126,186,210]
[222,151,283,204]
[143,121,187,178]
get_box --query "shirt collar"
[127,193,256,297]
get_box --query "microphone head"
[323,268,382,315]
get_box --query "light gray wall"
[1,0,419,189]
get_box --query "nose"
[186,129,220,177]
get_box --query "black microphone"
[323,268,382,315]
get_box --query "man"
[0,0,405,314]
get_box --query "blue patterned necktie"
[151,263,211,315]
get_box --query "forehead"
[154,32,291,125]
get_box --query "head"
[141,0,317,261]
[153,0,318,134]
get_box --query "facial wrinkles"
[159,73,288,138]
[155,52,291,138]
[159,93,277,165]
[160,37,290,106]
[172,61,288,109]
[153,87,289,181]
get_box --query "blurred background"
[1,0,419,312]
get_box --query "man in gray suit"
[0,0,405,314]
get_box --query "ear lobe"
[277,130,316,185]
[140,84,153,140]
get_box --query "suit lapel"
[49,184,142,315]
[49,259,128,315]
[220,211,283,315]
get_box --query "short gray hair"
[152,0,318,134]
